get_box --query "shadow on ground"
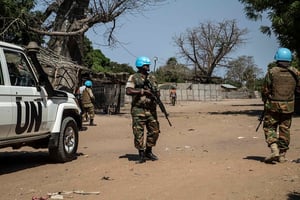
[208,109,261,117]
[243,156,265,163]
[287,192,300,200]
[119,154,139,162]
[206,103,300,118]
[0,151,82,175]
[0,151,51,175]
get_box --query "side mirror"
[26,41,40,53]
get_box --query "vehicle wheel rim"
[64,126,76,153]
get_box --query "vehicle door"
[4,48,50,138]
[0,49,13,139]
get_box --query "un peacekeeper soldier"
[261,47,300,163]
[81,80,97,126]
[125,56,160,164]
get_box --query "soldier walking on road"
[125,56,160,164]
[261,47,299,163]
[81,80,97,126]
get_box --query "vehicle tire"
[49,117,79,163]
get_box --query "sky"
[87,0,279,76]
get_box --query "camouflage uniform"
[261,63,299,152]
[126,73,160,151]
[81,87,95,122]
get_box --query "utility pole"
[153,56,158,72]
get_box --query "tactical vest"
[132,73,145,89]
[81,88,92,104]
[270,66,296,101]
[131,73,156,109]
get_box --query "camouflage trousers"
[82,103,95,119]
[263,110,292,150]
[131,107,160,150]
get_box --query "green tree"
[225,56,263,90]
[108,62,135,74]
[0,0,167,65]
[82,36,134,73]
[84,49,110,72]
[239,0,300,59]
[81,36,110,71]
[0,0,41,44]
[155,57,192,83]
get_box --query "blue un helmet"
[135,56,151,68]
[274,48,292,62]
[85,80,92,87]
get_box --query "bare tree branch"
[174,20,248,82]
[1,0,166,64]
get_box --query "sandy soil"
[1,99,300,200]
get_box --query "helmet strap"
[277,61,290,67]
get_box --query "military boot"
[136,150,146,164]
[264,143,280,163]
[278,149,288,163]
[89,119,97,126]
[82,113,88,122]
[145,147,158,161]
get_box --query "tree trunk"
[47,0,89,64]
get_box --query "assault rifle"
[256,109,265,132]
[144,75,172,127]
[256,99,268,132]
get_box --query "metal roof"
[221,84,237,89]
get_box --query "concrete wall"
[159,84,223,102]
[125,83,223,104]
[124,83,258,105]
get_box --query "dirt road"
[1,99,300,200]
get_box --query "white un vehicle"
[0,41,82,162]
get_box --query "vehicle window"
[4,50,36,87]
[0,62,3,85]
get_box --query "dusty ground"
[1,99,300,200]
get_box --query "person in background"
[81,80,97,126]
[261,47,300,163]
[169,86,177,106]
[125,56,160,164]
[75,81,85,119]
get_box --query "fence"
[159,84,223,102]
[91,72,128,114]
[124,83,224,104]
